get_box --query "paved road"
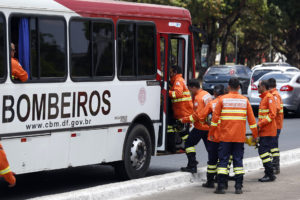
[133,162,300,200]
[1,117,300,199]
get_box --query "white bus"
[0,0,195,179]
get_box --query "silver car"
[248,72,300,115]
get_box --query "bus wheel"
[115,124,152,180]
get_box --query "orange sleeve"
[169,80,184,99]
[11,59,28,82]
[247,100,258,139]
[210,98,222,132]
[275,95,281,114]
[3,172,16,186]
[198,102,212,122]
[259,96,277,128]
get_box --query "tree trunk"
[193,32,202,70]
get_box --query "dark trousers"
[184,128,208,167]
[270,130,281,168]
[207,140,219,175]
[259,136,276,176]
[217,142,244,189]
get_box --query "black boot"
[181,153,198,173]
[259,174,276,182]
[215,174,226,194]
[224,175,229,190]
[202,173,215,188]
[235,174,243,194]
[273,157,280,174]
[259,163,276,182]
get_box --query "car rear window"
[207,67,232,75]
[286,69,300,72]
[260,73,295,83]
[252,69,280,82]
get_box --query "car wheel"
[114,124,152,180]
[296,104,300,117]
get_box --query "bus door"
[157,34,190,153]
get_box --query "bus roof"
[57,0,191,21]
[0,0,191,21]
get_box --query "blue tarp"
[18,18,30,78]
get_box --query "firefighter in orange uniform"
[257,80,277,182]
[168,65,193,148]
[268,78,283,174]
[211,78,258,194]
[0,143,16,187]
[11,43,28,82]
[179,79,212,173]
[198,84,225,188]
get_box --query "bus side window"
[10,15,67,82]
[117,22,135,78]
[70,18,114,81]
[117,21,156,80]
[170,38,185,73]
[137,24,156,77]
[0,13,5,81]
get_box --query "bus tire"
[114,124,152,180]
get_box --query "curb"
[32,148,300,200]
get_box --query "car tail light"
[230,69,235,75]
[251,84,258,90]
[280,85,294,91]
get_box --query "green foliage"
[124,0,300,68]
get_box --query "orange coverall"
[0,143,16,187]
[11,58,28,82]
[269,88,284,130]
[258,91,277,137]
[169,74,193,119]
[181,89,212,131]
[210,91,258,142]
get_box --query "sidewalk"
[132,162,300,200]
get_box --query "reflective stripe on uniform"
[0,166,11,175]
[266,115,272,122]
[211,121,218,126]
[259,109,269,113]
[172,91,176,98]
[183,91,191,95]
[217,167,228,175]
[270,148,279,152]
[220,116,246,120]
[249,124,257,128]
[207,169,217,173]
[208,165,217,169]
[189,115,195,123]
[221,110,247,114]
[181,134,189,140]
[167,125,175,133]
[279,109,284,113]
[260,152,269,158]
[262,157,272,163]
[171,97,192,103]
[234,168,245,175]
[185,146,196,153]
[272,153,280,157]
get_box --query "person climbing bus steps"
[168,65,193,152]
